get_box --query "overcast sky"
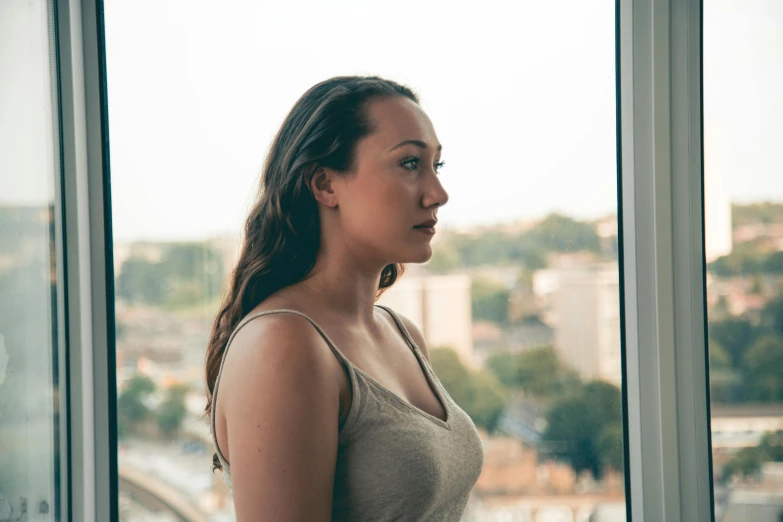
[2,0,781,242]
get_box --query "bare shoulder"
[217,311,340,521]
[380,307,431,362]
[218,311,342,418]
[220,311,334,387]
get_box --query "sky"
[2,0,782,242]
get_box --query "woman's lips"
[413,226,436,235]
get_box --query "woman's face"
[331,96,449,266]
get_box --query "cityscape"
[102,199,783,521]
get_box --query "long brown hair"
[206,76,418,470]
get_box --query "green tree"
[759,431,783,462]
[117,375,156,438]
[708,340,745,403]
[598,423,625,472]
[116,256,165,304]
[541,380,623,479]
[524,213,601,253]
[427,244,462,272]
[732,202,783,227]
[461,370,510,432]
[582,381,622,426]
[486,346,580,399]
[721,447,763,483]
[115,242,226,308]
[543,396,603,478]
[760,296,783,334]
[709,317,757,369]
[471,277,510,324]
[742,335,783,401]
[160,243,225,308]
[764,251,783,273]
[156,384,189,438]
[708,244,767,277]
[430,348,510,432]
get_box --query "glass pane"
[0,0,63,520]
[105,1,627,520]
[705,1,783,520]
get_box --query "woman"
[205,76,484,521]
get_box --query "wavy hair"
[205,76,418,471]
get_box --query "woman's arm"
[217,314,341,522]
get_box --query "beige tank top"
[210,305,484,521]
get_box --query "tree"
[709,340,744,403]
[598,423,625,472]
[759,430,783,462]
[582,381,622,426]
[461,370,510,432]
[430,348,471,406]
[542,396,603,478]
[486,346,580,399]
[116,256,165,304]
[742,335,783,401]
[709,317,757,369]
[524,213,601,253]
[426,244,462,272]
[471,277,510,324]
[764,251,783,273]
[541,380,623,479]
[721,447,762,483]
[418,213,602,272]
[156,384,189,439]
[761,296,783,334]
[115,242,226,309]
[160,243,225,308]
[732,202,783,228]
[117,375,156,438]
[430,348,510,432]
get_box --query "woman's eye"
[401,157,420,171]
[400,157,445,174]
[435,160,446,174]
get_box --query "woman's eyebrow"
[388,140,443,153]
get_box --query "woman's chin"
[402,244,433,265]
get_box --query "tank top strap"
[374,304,419,355]
[210,308,356,464]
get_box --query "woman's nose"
[422,174,449,208]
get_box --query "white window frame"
[54,0,715,520]
[57,0,117,520]
[619,0,713,520]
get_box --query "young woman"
[205,76,484,521]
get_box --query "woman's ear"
[310,166,339,208]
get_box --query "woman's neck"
[300,256,383,326]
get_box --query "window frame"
[56,0,117,520]
[618,0,714,519]
[56,0,716,520]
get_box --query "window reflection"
[0,1,63,520]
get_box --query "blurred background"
[1,1,782,521]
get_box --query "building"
[550,263,622,387]
[710,403,783,450]
[704,127,734,262]
[377,274,475,368]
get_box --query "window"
[705,1,783,519]
[5,0,737,520]
[0,1,65,520]
[104,1,626,520]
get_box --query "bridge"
[119,464,211,522]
